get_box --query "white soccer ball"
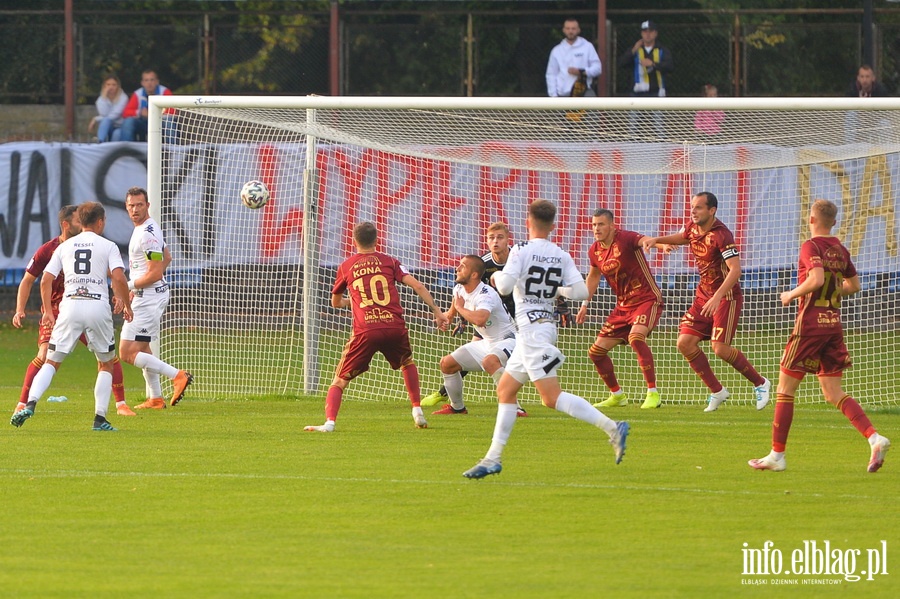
[240,180,270,209]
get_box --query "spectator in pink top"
[694,84,725,136]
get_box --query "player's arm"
[575,266,602,324]
[702,254,742,316]
[636,234,675,254]
[558,279,589,302]
[453,296,490,328]
[401,273,449,329]
[642,232,688,252]
[841,274,860,297]
[331,293,350,309]
[128,245,169,291]
[12,271,38,328]
[491,271,516,296]
[780,266,824,306]
[110,266,133,322]
[39,272,56,328]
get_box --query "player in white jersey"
[119,187,193,409]
[11,202,133,431]
[463,200,630,479]
[432,255,518,415]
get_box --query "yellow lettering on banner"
[797,155,896,259]
[838,155,897,258]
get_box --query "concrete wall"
[0,105,97,142]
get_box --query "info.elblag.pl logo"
[741,540,889,585]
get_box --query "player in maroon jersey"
[749,199,890,472]
[576,209,667,409]
[642,192,771,411]
[304,222,449,432]
[12,206,133,416]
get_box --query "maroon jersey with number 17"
[332,251,409,335]
[793,236,856,337]
[682,218,741,303]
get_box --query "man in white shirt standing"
[545,18,602,97]
[119,186,193,410]
[11,202,133,431]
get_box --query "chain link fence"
[1,7,898,123]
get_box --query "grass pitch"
[0,323,897,598]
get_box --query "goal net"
[149,96,900,407]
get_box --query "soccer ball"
[240,180,270,209]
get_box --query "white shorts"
[450,337,516,372]
[49,299,115,358]
[505,324,565,383]
[121,289,170,342]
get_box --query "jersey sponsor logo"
[526,309,555,323]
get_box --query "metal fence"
[1,7,899,108]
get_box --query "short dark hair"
[353,221,378,247]
[529,199,557,226]
[592,208,614,221]
[58,205,78,226]
[125,186,149,204]
[694,191,718,210]
[77,202,105,227]
[463,254,486,278]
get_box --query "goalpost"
[148,96,900,407]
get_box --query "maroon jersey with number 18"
[332,251,409,335]
[793,236,857,337]
[25,236,65,309]
[589,229,662,308]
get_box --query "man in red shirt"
[576,209,666,409]
[304,222,449,432]
[749,199,890,473]
[643,192,770,411]
[12,206,133,416]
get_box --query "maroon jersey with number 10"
[332,251,409,335]
[793,236,856,337]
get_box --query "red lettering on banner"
[374,153,418,246]
[654,148,692,271]
[422,159,466,268]
[477,142,522,233]
[258,144,304,260]
[735,146,750,262]
[325,147,376,256]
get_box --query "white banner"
[1,141,897,276]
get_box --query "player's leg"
[463,370,522,479]
[305,333,372,432]
[816,338,889,472]
[380,330,428,428]
[629,302,663,409]
[482,340,526,416]
[120,294,192,407]
[15,339,48,413]
[589,316,628,408]
[709,296,770,407]
[91,353,118,431]
[110,357,132,415]
[749,369,800,472]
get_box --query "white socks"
[485,403,518,462]
[28,363,58,403]
[133,352,178,379]
[94,370,112,417]
[143,368,163,399]
[442,372,465,410]
[555,392,617,436]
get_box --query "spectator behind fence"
[846,64,889,98]
[617,20,673,98]
[694,84,725,136]
[88,75,128,143]
[844,65,890,143]
[120,69,176,143]
[545,18,602,97]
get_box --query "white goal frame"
[148,95,900,407]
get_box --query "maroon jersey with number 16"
[332,251,409,335]
[793,236,856,337]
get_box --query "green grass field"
[0,323,897,598]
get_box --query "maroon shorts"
[780,331,852,376]
[335,328,414,381]
[598,300,663,341]
[679,294,742,345]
